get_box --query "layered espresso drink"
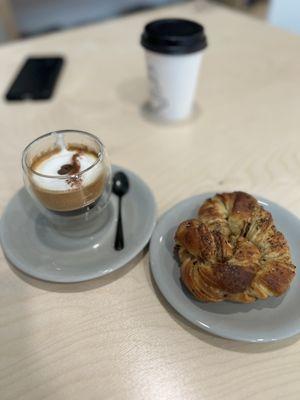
[22,130,111,221]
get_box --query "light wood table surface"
[1,1,300,399]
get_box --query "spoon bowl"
[112,172,130,197]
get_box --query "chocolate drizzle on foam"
[57,152,81,175]
[31,144,99,190]
[57,152,83,188]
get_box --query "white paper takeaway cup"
[141,19,207,122]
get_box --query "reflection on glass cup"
[22,130,112,231]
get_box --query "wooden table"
[1,1,300,399]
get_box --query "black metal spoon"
[112,171,129,250]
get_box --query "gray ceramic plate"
[1,166,156,283]
[150,193,300,342]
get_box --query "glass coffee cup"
[22,130,112,232]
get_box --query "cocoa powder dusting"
[57,164,73,175]
[57,153,82,188]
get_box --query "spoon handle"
[114,197,124,250]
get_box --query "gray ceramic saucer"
[150,193,300,342]
[1,166,156,283]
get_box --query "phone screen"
[6,57,64,101]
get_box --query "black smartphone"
[5,57,64,101]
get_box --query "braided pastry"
[175,192,296,303]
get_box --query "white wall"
[268,0,300,34]
[12,0,177,35]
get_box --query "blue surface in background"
[268,0,300,34]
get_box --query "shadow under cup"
[22,130,112,234]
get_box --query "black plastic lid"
[141,18,207,55]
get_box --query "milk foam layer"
[32,148,103,192]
